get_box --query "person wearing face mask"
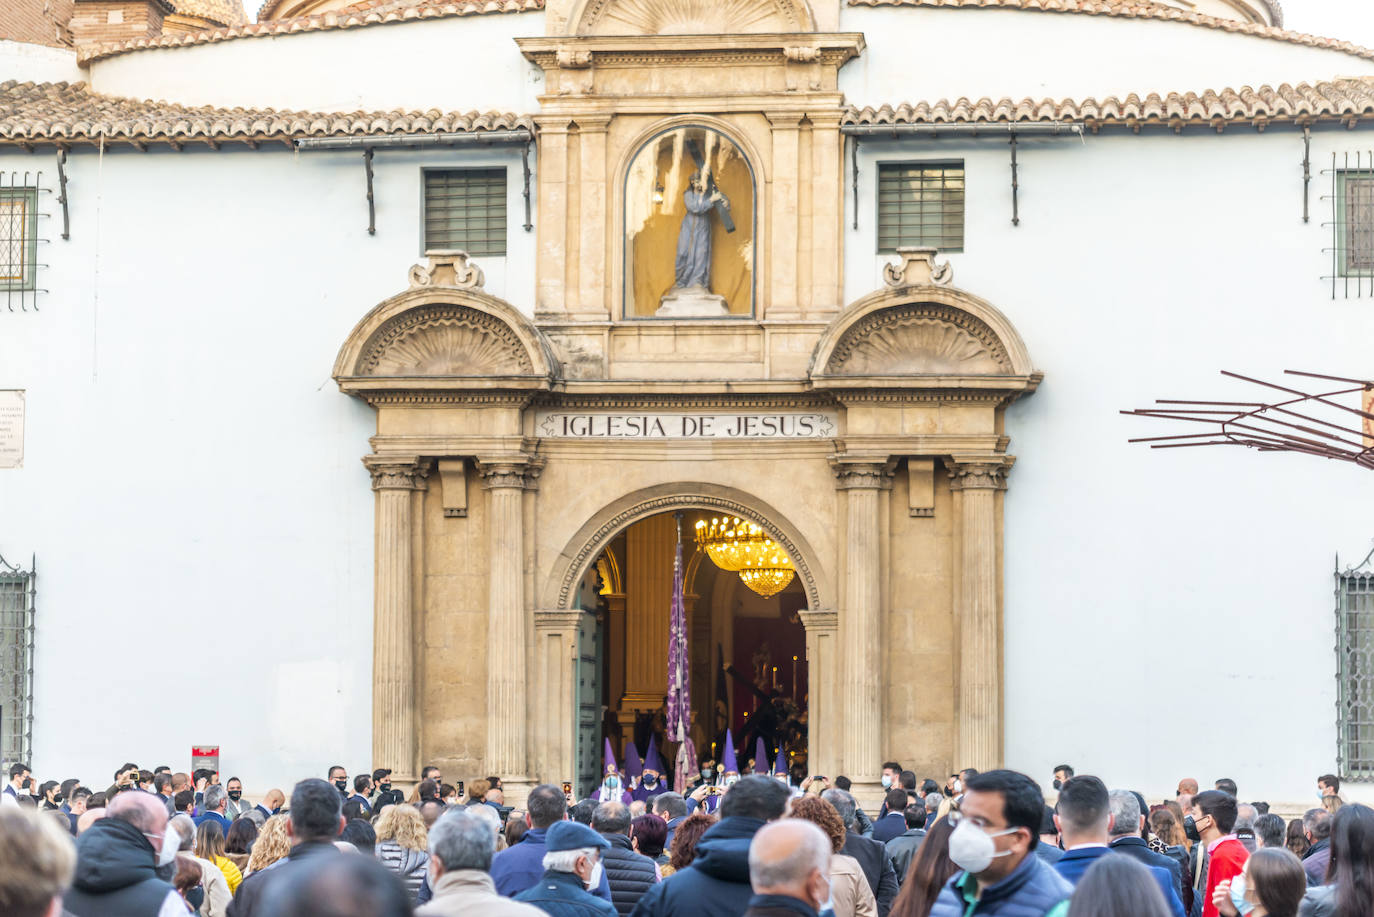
[1051,766,1074,794]
[632,740,670,805]
[223,777,252,820]
[253,787,285,822]
[743,819,834,917]
[348,774,374,816]
[1212,847,1306,917]
[1186,791,1250,917]
[599,741,635,806]
[63,788,186,916]
[691,758,718,792]
[927,769,1072,917]
[372,768,402,813]
[689,732,742,816]
[514,820,617,917]
[4,761,33,806]
[415,807,544,916]
[327,765,349,798]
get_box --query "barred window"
[0,555,35,769]
[877,162,964,253]
[0,186,38,293]
[1337,170,1374,277]
[1338,559,1374,778]
[423,169,507,257]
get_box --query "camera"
[562,781,573,796]
[456,781,464,799]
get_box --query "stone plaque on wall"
[0,390,23,468]
[535,410,836,439]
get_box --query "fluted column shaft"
[833,461,891,782]
[480,459,534,778]
[948,457,1011,772]
[366,457,429,781]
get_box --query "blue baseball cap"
[545,820,611,852]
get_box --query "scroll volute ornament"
[884,246,953,288]
[409,250,485,291]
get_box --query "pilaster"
[946,454,1013,772]
[532,609,587,796]
[364,456,431,782]
[798,608,838,781]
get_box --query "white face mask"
[881,775,893,789]
[947,819,1016,874]
[723,774,739,787]
[587,860,604,891]
[1230,873,1254,916]
[147,829,180,867]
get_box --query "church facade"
[3,0,1374,804]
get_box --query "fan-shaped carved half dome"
[358,304,534,377]
[573,0,813,35]
[824,304,1011,375]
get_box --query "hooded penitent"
[753,737,769,774]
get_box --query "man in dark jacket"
[822,788,899,917]
[928,770,1072,917]
[227,778,347,917]
[872,788,911,844]
[593,801,658,915]
[884,803,928,883]
[63,789,184,917]
[743,820,832,917]
[630,775,791,917]
[485,784,613,903]
[515,820,617,917]
[652,792,688,850]
[1301,807,1332,886]
[1107,789,1185,907]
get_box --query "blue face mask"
[606,777,620,790]
[1230,874,1253,916]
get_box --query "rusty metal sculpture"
[1122,370,1374,469]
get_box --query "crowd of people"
[1,753,1370,917]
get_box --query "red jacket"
[1200,837,1249,917]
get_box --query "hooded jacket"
[63,817,180,917]
[628,815,764,917]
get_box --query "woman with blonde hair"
[374,803,430,904]
[194,821,243,895]
[787,795,877,917]
[245,814,292,875]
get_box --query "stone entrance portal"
[332,248,1039,805]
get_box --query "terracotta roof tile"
[843,78,1374,130]
[0,80,533,146]
[78,0,542,65]
[170,0,248,27]
[846,0,1374,63]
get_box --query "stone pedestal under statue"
[657,284,729,317]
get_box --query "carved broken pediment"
[358,305,535,377]
[825,304,1012,375]
[574,0,811,35]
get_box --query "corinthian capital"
[476,455,543,491]
[944,455,1014,491]
[363,456,432,491]
[830,457,896,490]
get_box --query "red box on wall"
[192,746,220,775]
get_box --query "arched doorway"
[568,509,809,798]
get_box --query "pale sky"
[1282,0,1374,45]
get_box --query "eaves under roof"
[0,81,533,148]
[77,0,542,65]
[844,78,1374,132]
[847,0,1374,64]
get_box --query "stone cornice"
[363,456,432,490]
[517,32,866,64]
[476,454,545,491]
[830,457,898,490]
[797,609,838,631]
[534,610,588,631]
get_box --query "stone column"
[364,456,430,782]
[832,459,892,786]
[478,457,536,780]
[798,609,838,780]
[947,455,1013,772]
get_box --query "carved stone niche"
[570,0,814,35]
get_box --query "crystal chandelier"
[696,517,796,597]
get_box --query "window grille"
[422,168,507,257]
[1323,153,1374,298]
[1337,550,1374,779]
[877,162,965,253]
[0,554,35,770]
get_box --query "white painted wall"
[0,40,84,83]
[0,141,535,792]
[840,6,1374,105]
[89,12,546,113]
[845,125,1374,804]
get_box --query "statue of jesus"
[674,171,729,291]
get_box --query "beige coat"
[187,854,232,917]
[828,853,878,917]
[415,868,546,917]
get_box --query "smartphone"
[562,781,573,796]
[456,781,464,799]
[708,787,721,796]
